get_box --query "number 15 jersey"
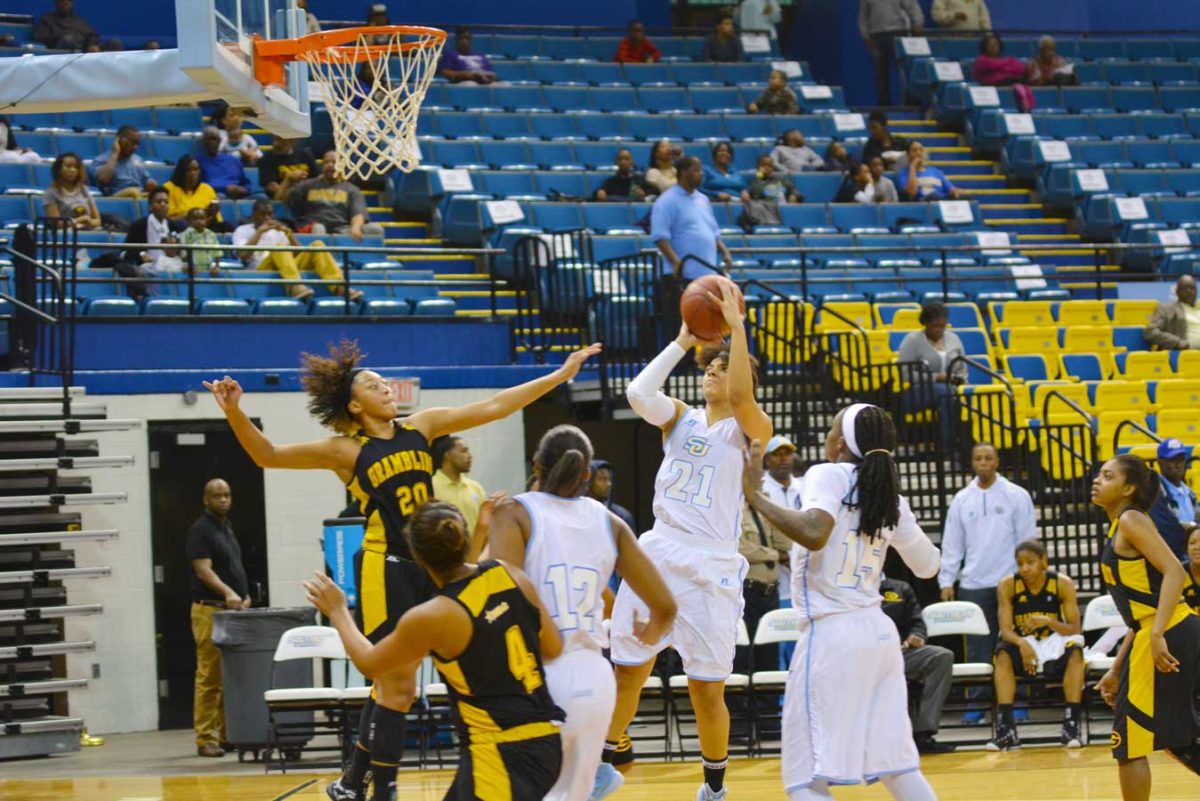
[653,407,746,544]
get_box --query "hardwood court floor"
[1,747,1198,801]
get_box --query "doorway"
[148,420,268,731]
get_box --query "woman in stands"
[743,404,941,801]
[42,152,100,230]
[1093,455,1200,799]
[304,501,567,801]
[1185,528,1200,611]
[899,141,960,201]
[204,338,599,801]
[487,424,676,801]
[163,155,221,225]
[646,138,680,194]
[701,141,745,202]
[896,302,966,445]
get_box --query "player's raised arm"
[710,278,772,443]
[626,322,698,433]
[743,440,835,550]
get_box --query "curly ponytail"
[532,424,594,497]
[847,406,900,540]
[300,339,365,433]
[406,501,470,574]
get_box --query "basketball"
[680,275,745,341]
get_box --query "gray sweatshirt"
[896,329,967,381]
[771,144,824,173]
[858,0,924,39]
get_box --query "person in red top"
[615,20,661,64]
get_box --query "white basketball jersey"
[791,462,929,620]
[516,492,617,653]
[652,407,745,543]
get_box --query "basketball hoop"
[254,25,446,180]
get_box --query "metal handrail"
[1112,416,1162,455]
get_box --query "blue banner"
[323,518,365,608]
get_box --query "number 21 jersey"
[653,407,745,544]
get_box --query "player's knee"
[375,675,416,711]
[686,678,726,706]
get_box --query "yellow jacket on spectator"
[164,180,221,221]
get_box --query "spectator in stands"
[651,156,733,279]
[365,1,390,44]
[116,186,185,296]
[187,478,250,758]
[281,151,384,240]
[702,12,744,62]
[220,121,262,166]
[821,141,855,173]
[34,0,100,51]
[233,199,361,301]
[90,126,155,198]
[594,148,653,202]
[585,459,636,532]
[737,496,783,683]
[988,541,1085,751]
[747,70,799,115]
[701,141,746,202]
[179,208,222,276]
[297,0,320,33]
[42,152,100,230]
[939,441,1036,722]
[931,0,991,31]
[861,111,908,170]
[645,139,681,194]
[196,126,251,200]
[1149,438,1199,561]
[869,156,899,202]
[771,129,824,173]
[614,20,661,64]
[432,436,487,533]
[1144,274,1200,350]
[898,140,960,200]
[1186,528,1200,611]
[438,26,499,85]
[1025,35,1076,86]
[859,0,925,105]
[143,39,161,50]
[880,576,956,753]
[164,155,221,225]
[739,0,782,40]
[744,155,801,204]
[897,300,966,389]
[257,136,319,198]
[835,162,877,204]
[975,32,1028,86]
[0,116,41,163]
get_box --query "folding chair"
[748,607,800,755]
[263,625,351,772]
[921,601,994,742]
[1081,595,1126,741]
[667,620,753,758]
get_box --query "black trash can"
[212,606,316,757]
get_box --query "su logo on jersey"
[683,436,711,457]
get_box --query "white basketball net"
[302,29,445,181]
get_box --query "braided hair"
[406,501,470,575]
[299,339,365,433]
[846,406,901,540]
[532,424,594,497]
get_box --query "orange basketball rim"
[252,25,448,87]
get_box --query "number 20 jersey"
[652,407,746,545]
[346,421,434,558]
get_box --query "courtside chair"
[749,608,800,756]
[264,625,350,772]
[667,619,753,758]
[921,601,995,738]
[1081,595,1125,741]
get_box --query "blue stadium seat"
[477,170,539,199]
[1111,87,1159,114]
[689,87,744,113]
[436,112,486,138]
[94,197,139,220]
[479,141,531,169]
[148,136,198,163]
[360,298,412,316]
[0,163,33,190]
[723,115,775,141]
[792,173,844,203]
[1159,86,1200,113]
[413,298,457,315]
[254,298,307,315]
[154,107,205,134]
[109,108,157,131]
[1128,40,1173,61]
[1078,40,1127,61]
[1034,115,1093,140]
[880,203,935,230]
[197,298,252,316]
[529,113,579,141]
[572,63,620,86]
[624,116,675,142]
[574,113,628,141]
[1167,170,1200,195]
[0,195,33,224]
[674,115,726,141]
[308,296,359,315]
[12,113,62,131]
[718,63,769,86]
[533,172,589,199]
[492,85,548,112]
[142,297,191,315]
[427,140,484,169]
[54,132,101,155]
[1063,87,1114,113]
[591,234,643,264]
[1140,114,1189,139]
[623,64,675,86]
[61,110,109,131]
[484,113,534,140]
[529,202,584,231]
[583,203,634,232]
[593,88,640,113]
[831,205,884,232]
[82,295,136,317]
[671,63,723,85]
[778,204,831,232]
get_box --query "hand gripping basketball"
[680,275,745,342]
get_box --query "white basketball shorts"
[544,648,617,801]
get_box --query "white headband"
[841,403,873,459]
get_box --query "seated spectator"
[34,0,99,51]
[594,148,653,202]
[298,0,320,33]
[739,0,782,40]
[1144,274,1199,351]
[898,141,959,200]
[220,121,262,166]
[178,208,223,276]
[163,155,222,225]
[258,136,319,198]
[233,199,362,301]
[365,2,391,44]
[143,39,161,50]
[821,141,855,173]
[701,142,746,202]
[931,0,991,31]
[743,155,800,204]
[747,70,799,115]
[771,129,824,173]
[281,151,384,240]
[896,302,966,440]
[615,20,661,64]
[868,156,899,203]
[1026,35,1075,86]
[196,126,251,200]
[861,111,908,170]
[585,459,635,532]
[1186,528,1200,612]
[1149,438,1199,560]
[645,139,681,194]
[880,576,956,753]
[975,33,1028,86]
[90,126,155,198]
[439,27,500,85]
[834,162,877,204]
[42,152,100,230]
[988,541,1085,751]
[121,186,185,275]
[702,12,744,62]
[0,116,40,163]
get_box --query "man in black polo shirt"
[186,478,250,758]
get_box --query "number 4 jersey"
[653,407,746,545]
[792,461,933,620]
[517,492,617,653]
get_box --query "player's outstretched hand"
[303,571,347,617]
[706,276,744,330]
[556,343,603,382]
[1095,669,1118,708]
[743,439,765,500]
[202,376,243,412]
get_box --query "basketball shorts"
[610,527,747,681]
[1111,607,1200,760]
[443,730,562,801]
[353,548,438,644]
[544,648,617,801]
[782,605,919,793]
[997,632,1085,679]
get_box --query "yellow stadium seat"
[1156,409,1200,443]
[998,300,1055,328]
[815,301,872,333]
[1062,326,1122,355]
[1029,381,1091,422]
[959,384,1031,450]
[1109,299,1159,327]
[1097,412,1156,460]
[752,300,814,364]
[1038,411,1095,481]
[874,302,920,329]
[1001,326,1061,355]
[1153,379,1200,410]
[1177,349,1200,378]
[890,308,921,330]
[1093,380,1152,415]
[1120,351,1172,380]
[1057,300,1110,327]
